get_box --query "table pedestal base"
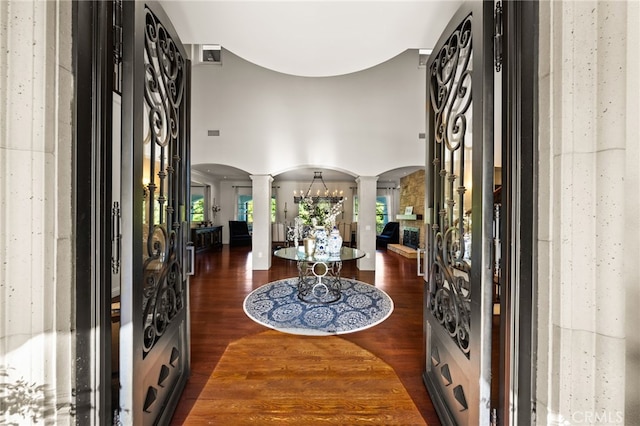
[296,261,343,304]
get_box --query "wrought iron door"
[423,2,495,424]
[119,2,191,424]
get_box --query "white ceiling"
[160,1,462,77]
[166,1,452,184]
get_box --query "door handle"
[186,244,195,276]
[111,202,121,274]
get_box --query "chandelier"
[293,171,344,204]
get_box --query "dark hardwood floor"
[170,244,441,425]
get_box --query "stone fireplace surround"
[402,227,420,249]
[396,169,426,251]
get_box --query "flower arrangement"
[292,197,345,246]
[298,197,344,229]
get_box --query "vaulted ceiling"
[161,1,462,184]
[160,1,462,77]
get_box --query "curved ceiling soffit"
[272,164,358,181]
[379,165,425,174]
[377,165,425,183]
[161,1,462,77]
[191,163,354,181]
[192,163,425,184]
[191,163,252,182]
[223,44,410,78]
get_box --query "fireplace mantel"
[396,214,423,221]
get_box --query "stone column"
[536,1,639,424]
[623,3,640,421]
[356,176,378,271]
[251,174,273,270]
[0,1,74,423]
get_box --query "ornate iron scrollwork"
[141,7,186,356]
[113,0,123,94]
[428,14,473,357]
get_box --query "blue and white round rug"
[243,278,394,336]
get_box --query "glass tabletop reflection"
[274,246,365,263]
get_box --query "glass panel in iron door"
[423,2,495,425]
[118,2,191,424]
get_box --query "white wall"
[189,48,426,177]
[536,1,640,424]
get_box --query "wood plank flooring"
[170,245,441,425]
[183,330,426,425]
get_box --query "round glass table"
[274,246,366,304]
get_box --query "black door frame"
[73,1,114,424]
[499,1,538,424]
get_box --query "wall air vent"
[200,44,222,65]
[418,49,432,68]
[208,130,220,137]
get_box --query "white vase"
[314,226,328,256]
[327,226,343,256]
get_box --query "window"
[376,196,390,234]
[236,195,275,223]
[237,195,253,224]
[353,196,359,223]
[271,196,277,223]
[191,195,205,223]
[190,184,206,223]
[350,195,388,233]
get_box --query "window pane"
[191,195,205,223]
[271,197,276,222]
[376,196,389,234]
[353,196,359,222]
[238,195,253,225]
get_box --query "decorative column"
[0,1,74,423]
[251,175,273,270]
[536,1,639,424]
[356,176,378,270]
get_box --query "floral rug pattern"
[243,278,394,335]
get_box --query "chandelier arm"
[304,179,317,198]
[304,171,329,197]
[319,176,329,194]
[294,171,343,204]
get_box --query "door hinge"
[494,1,503,72]
[111,201,121,275]
[491,408,498,426]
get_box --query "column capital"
[250,174,274,184]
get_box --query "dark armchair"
[376,221,400,248]
[229,221,252,247]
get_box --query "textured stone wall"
[536,1,639,424]
[0,1,74,423]
[399,169,425,249]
